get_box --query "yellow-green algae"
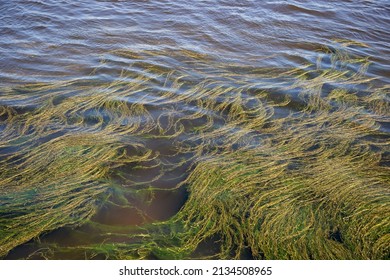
[0,41,389,259]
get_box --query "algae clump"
[0,41,389,259]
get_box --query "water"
[1,1,389,85]
[0,0,389,259]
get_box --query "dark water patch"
[328,228,343,244]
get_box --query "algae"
[0,41,389,259]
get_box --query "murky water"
[1,1,389,259]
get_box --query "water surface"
[0,0,389,259]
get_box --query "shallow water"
[0,1,389,259]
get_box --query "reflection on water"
[0,1,389,259]
[1,0,389,85]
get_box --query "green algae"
[0,41,389,259]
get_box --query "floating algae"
[0,76,160,256]
[0,41,389,259]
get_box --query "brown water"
[1,0,389,259]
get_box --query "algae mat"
[0,42,389,259]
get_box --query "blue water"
[1,0,389,85]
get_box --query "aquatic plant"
[0,41,389,259]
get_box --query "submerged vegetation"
[0,41,389,259]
